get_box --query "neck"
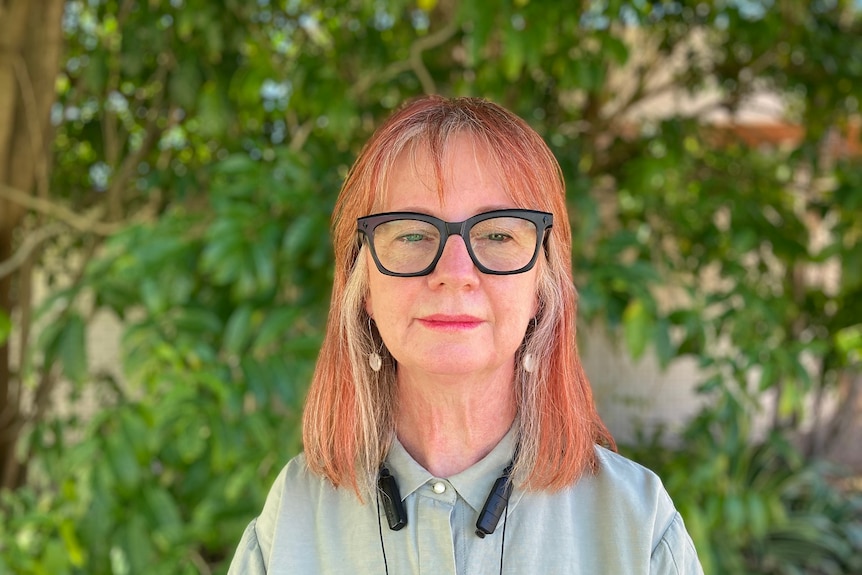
[395,368,517,478]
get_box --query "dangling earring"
[368,318,383,372]
[522,352,536,374]
[369,351,382,372]
[521,316,538,374]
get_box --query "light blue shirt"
[228,427,703,574]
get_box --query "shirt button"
[432,481,446,494]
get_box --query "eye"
[398,233,427,243]
[485,232,512,242]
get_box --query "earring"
[369,351,382,372]
[368,317,383,372]
[522,353,536,374]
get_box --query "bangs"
[365,118,564,216]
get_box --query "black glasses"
[357,209,553,277]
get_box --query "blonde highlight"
[303,96,614,498]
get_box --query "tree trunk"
[0,0,66,490]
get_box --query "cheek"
[509,274,540,320]
[365,267,408,325]
[496,283,538,342]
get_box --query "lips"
[417,314,483,330]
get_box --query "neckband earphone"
[375,460,515,575]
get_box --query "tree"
[0,0,67,490]
[1,1,861,573]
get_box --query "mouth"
[417,314,484,331]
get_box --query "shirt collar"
[385,424,518,513]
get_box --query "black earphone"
[377,461,514,537]
[378,467,407,531]
[475,461,514,538]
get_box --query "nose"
[429,235,479,286]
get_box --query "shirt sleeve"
[650,512,704,575]
[227,519,267,575]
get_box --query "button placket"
[416,479,458,573]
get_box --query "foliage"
[1,0,861,574]
[622,394,862,575]
[2,147,337,573]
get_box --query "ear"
[365,294,373,318]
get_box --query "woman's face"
[365,134,539,382]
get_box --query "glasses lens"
[372,219,441,274]
[469,216,539,272]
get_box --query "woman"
[228,96,703,574]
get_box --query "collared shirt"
[227,427,703,574]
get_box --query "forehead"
[381,134,513,213]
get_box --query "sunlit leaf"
[0,309,11,346]
[622,299,652,360]
[59,314,88,385]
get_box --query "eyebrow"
[386,204,517,216]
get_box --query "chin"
[410,351,509,379]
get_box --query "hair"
[302,95,615,498]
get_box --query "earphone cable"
[498,485,510,575]
[376,489,390,575]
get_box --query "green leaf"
[835,324,862,362]
[502,25,525,81]
[105,431,141,494]
[253,307,299,351]
[83,51,108,93]
[197,82,230,138]
[168,58,203,110]
[0,309,11,345]
[653,318,673,368]
[622,299,652,360]
[60,519,86,567]
[59,314,88,384]
[142,486,183,542]
[746,492,770,539]
[252,239,277,293]
[223,305,254,355]
[601,34,629,66]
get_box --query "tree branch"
[0,182,117,235]
[288,119,314,153]
[105,112,162,215]
[106,45,173,221]
[0,221,63,279]
[351,16,459,97]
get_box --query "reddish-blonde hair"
[302,96,615,497]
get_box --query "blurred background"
[1,0,861,573]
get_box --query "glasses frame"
[357,209,553,277]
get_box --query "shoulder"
[227,519,266,575]
[263,452,316,497]
[512,447,703,573]
[586,446,674,512]
[252,452,370,562]
[251,454,323,562]
[651,513,705,575]
[578,447,680,548]
[592,447,704,574]
[256,452,324,518]
[593,446,668,494]
[526,446,675,531]
[227,454,321,574]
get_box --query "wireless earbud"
[377,461,514,537]
[378,466,407,531]
[475,463,514,538]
